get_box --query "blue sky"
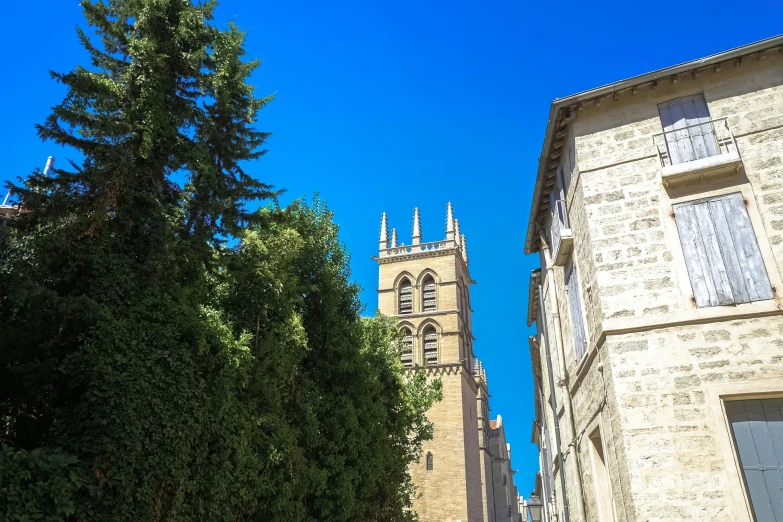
[2,0,782,498]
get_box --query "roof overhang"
[526,269,541,327]
[524,34,783,255]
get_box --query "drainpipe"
[539,237,587,522]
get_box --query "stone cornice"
[403,362,479,392]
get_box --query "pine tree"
[0,2,440,520]
[0,1,272,519]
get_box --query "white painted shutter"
[674,193,773,308]
[658,94,718,165]
[565,261,587,360]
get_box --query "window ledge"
[661,150,742,187]
[553,229,574,266]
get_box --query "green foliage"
[0,2,439,521]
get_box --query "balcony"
[550,199,573,266]
[652,117,742,187]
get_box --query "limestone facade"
[489,416,522,522]
[524,37,783,522]
[375,205,521,522]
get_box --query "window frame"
[421,274,437,312]
[421,324,439,366]
[399,326,414,368]
[707,380,783,522]
[398,277,413,315]
[426,452,433,471]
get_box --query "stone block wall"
[531,48,783,522]
[606,317,783,521]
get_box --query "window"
[588,427,616,522]
[674,193,773,308]
[565,260,587,360]
[503,474,507,486]
[422,275,436,312]
[658,94,718,165]
[426,452,433,471]
[400,328,413,368]
[423,326,438,365]
[726,398,783,521]
[549,167,570,245]
[399,279,413,314]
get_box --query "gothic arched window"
[422,275,436,312]
[400,327,413,368]
[399,278,413,315]
[426,452,433,471]
[423,326,438,365]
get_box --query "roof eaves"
[524,34,783,255]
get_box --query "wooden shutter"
[565,261,587,360]
[658,94,719,165]
[674,193,773,308]
[727,399,783,521]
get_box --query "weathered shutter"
[565,261,587,360]
[727,399,783,521]
[674,193,772,308]
[658,94,718,165]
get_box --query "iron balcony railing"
[652,117,738,168]
[550,198,570,256]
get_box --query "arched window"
[503,474,507,486]
[422,275,436,312]
[426,452,433,471]
[400,327,413,368]
[399,278,413,314]
[423,326,438,365]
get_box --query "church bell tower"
[375,203,485,522]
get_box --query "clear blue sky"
[2,0,782,498]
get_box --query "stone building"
[524,36,783,522]
[489,415,523,522]
[375,204,521,522]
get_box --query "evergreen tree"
[222,199,441,521]
[1,1,271,519]
[0,2,440,520]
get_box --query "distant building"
[525,36,783,522]
[375,204,521,522]
[489,416,522,522]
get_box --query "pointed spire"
[462,234,469,265]
[454,219,462,249]
[391,228,398,248]
[412,207,422,245]
[446,202,455,241]
[379,212,388,250]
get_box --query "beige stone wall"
[607,318,783,521]
[531,51,783,522]
[411,369,472,522]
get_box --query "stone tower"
[375,203,485,522]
